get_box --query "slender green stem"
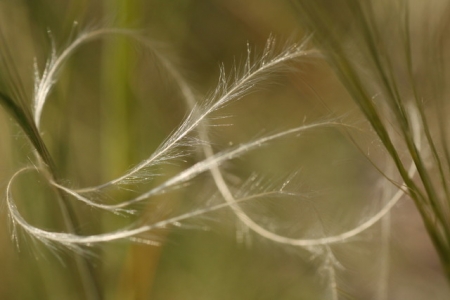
[0,91,102,300]
[291,0,450,284]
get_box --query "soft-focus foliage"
[0,1,449,299]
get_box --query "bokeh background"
[0,0,449,299]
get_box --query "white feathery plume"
[74,36,319,192]
[51,121,350,212]
[6,167,310,253]
[9,28,422,271]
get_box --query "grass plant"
[292,0,450,283]
[1,0,449,299]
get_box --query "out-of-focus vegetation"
[0,0,449,299]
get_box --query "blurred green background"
[0,0,449,299]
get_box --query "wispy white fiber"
[10,28,423,284]
[48,121,347,213]
[7,167,306,253]
[72,35,318,192]
[207,105,421,248]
